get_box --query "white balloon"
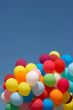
[26,71,39,86]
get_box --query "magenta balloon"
[15,59,27,67]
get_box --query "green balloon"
[10,103,19,110]
[5,104,11,110]
[44,74,56,87]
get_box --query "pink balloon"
[20,103,31,110]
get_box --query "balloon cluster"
[1,51,73,110]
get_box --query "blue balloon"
[23,91,33,103]
[43,99,54,110]
[37,63,45,76]
[61,54,73,66]
[68,81,73,93]
[10,92,23,106]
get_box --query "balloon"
[49,54,59,61]
[10,92,23,106]
[5,104,11,110]
[63,92,70,104]
[14,66,26,83]
[50,89,63,106]
[49,51,60,58]
[26,71,39,86]
[4,74,15,82]
[23,91,33,103]
[37,63,45,76]
[64,99,73,110]
[32,81,45,96]
[45,86,55,95]
[33,68,41,76]
[3,82,6,90]
[4,89,12,103]
[61,54,73,66]
[25,63,36,72]
[15,58,27,67]
[43,60,55,73]
[57,78,69,93]
[55,59,66,73]
[68,63,73,76]
[1,92,6,103]
[68,81,73,93]
[43,98,54,110]
[6,78,18,92]
[44,74,56,87]
[20,103,31,110]
[30,99,43,110]
[39,54,50,64]
[18,82,31,96]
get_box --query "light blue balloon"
[61,54,73,66]
[10,92,23,106]
[32,81,44,96]
[37,63,45,76]
[68,81,73,93]
[43,99,54,110]
[68,63,73,76]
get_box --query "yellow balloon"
[49,51,60,58]
[63,92,70,104]
[14,66,27,83]
[25,63,36,73]
[6,78,18,92]
[64,99,73,110]
[18,82,31,96]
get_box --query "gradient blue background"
[0,0,73,109]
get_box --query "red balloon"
[43,60,55,73]
[30,99,43,110]
[49,54,59,61]
[57,78,69,93]
[55,59,65,73]
[4,74,15,82]
[36,89,49,100]
[15,58,27,67]
[39,54,50,64]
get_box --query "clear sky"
[0,0,73,109]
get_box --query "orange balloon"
[50,89,63,106]
[40,76,44,83]
[14,66,27,83]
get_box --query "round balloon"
[25,63,36,72]
[43,98,54,110]
[43,60,55,73]
[39,54,50,64]
[32,81,45,96]
[30,99,43,110]
[55,59,66,73]
[68,63,73,76]
[63,92,70,104]
[10,92,23,106]
[50,89,63,105]
[49,51,60,58]
[15,58,27,67]
[64,99,73,110]
[57,78,69,93]
[26,71,39,86]
[68,81,73,93]
[5,104,11,110]
[49,54,59,61]
[18,82,31,96]
[6,78,18,92]
[44,74,56,87]
[33,68,41,76]
[14,66,26,83]
[61,54,73,66]
[4,74,15,82]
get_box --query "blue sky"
[0,0,73,109]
